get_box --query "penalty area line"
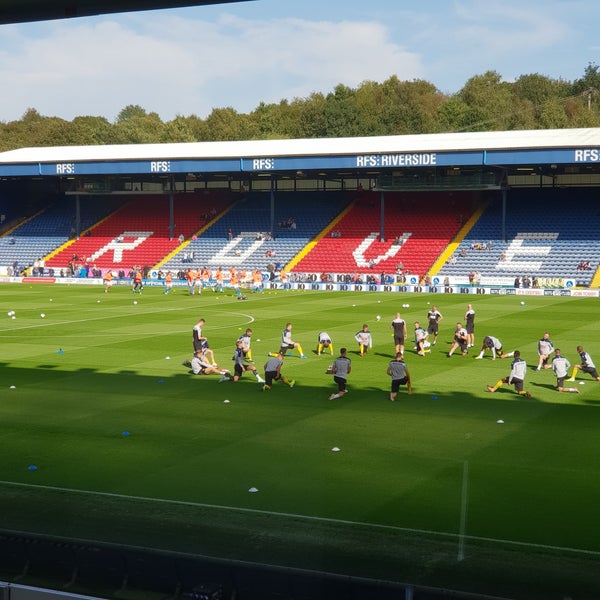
[0,479,598,558]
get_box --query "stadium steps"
[294,191,474,277]
[45,193,233,272]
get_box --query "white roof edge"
[1,128,599,164]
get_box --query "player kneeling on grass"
[448,322,469,357]
[230,340,264,383]
[567,345,600,382]
[355,324,373,357]
[475,336,514,361]
[413,321,431,356]
[263,352,295,390]
[317,331,334,356]
[387,352,412,400]
[486,350,531,398]
[270,322,306,359]
[329,347,351,400]
[237,328,254,362]
[551,348,580,393]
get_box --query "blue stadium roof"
[1,128,599,178]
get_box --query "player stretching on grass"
[551,349,580,393]
[183,350,232,382]
[536,332,554,371]
[328,347,351,400]
[355,324,373,357]
[567,346,600,382]
[486,350,531,398]
[270,323,306,358]
[237,328,254,362]
[229,340,264,383]
[192,318,217,366]
[447,322,468,357]
[317,331,334,356]
[262,352,295,390]
[413,321,431,356]
[474,336,514,360]
[387,352,413,400]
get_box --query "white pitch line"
[0,309,255,337]
[0,479,598,558]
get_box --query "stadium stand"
[161,191,350,273]
[45,192,233,274]
[294,191,475,278]
[0,196,123,275]
[436,188,600,286]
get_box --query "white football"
[376,315,381,321]
[40,313,45,318]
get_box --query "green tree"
[538,98,569,129]
[294,93,326,138]
[161,115,199,143]
[70,115,113,145]
[572,63,600,96]
[203,107,252,141]
[511,74,571,124]
[324,84,362,137]
[116,104,148,122]
[435,96,471,132]
[112,111,165,144]
[458,71,514,130]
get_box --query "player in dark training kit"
[426,305,443,346]
[387,352,413,400]
[328,347,351,400]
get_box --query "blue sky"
[0,0,598,122]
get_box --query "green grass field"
[1,283,599,599]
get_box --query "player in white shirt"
[355,324,373,357]
[475,336,514,360]
[536,332,554,371]
[486,351,531,397]
[317,332,334,356]
[551,349,579,393]
[567,346,600,382]
[413,322,430,356]
[271,322,306,358]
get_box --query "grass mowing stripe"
[2,478,599,559]
[2,284,600,597]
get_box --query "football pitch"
[1,283,599,599]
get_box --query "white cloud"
[0,0,597,123]
[0,13,422,122]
